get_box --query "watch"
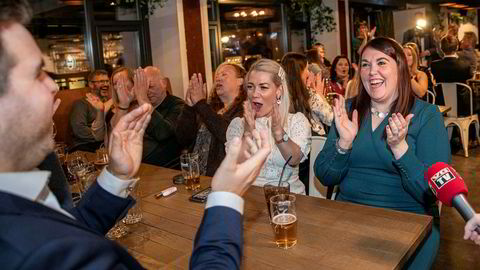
[275,131,289,144]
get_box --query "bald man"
[135,67,185,168]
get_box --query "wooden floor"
[432,146,480,270]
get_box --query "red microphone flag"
[427,162,468,207]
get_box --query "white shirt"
[0,168,137,219]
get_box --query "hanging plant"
[277,0,336,34]
[116,0,168,15]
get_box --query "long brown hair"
[281,52,313,122]
[350,37,415,129]
[209,63,247,112]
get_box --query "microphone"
[427,162,480,234]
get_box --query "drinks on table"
[180,152,201,191]
[269,194,297,249]
[263,181,290,219]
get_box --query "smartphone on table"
[189,187,212,203]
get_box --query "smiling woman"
[314,37,451,269]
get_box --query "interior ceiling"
[408,0,480,8]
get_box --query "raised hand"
[133,68,150,106]
[307,72,325,96]
[243,100,255,136]
[386,113,414,151]
[189,73,207,105]
[116,76,135,109]
[108,103,152,179]
[211,129,271,196]
[333,95,358,149]
[271,100,283,140]
[86,93,105,111]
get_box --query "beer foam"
[272,213,296,225]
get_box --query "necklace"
[370,107,389,119]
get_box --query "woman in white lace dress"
[226,59,311,194]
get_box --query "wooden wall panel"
[183,0,206,78]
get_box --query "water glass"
[263,181,290,220]
[180,153,200,191]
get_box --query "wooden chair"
[436,82,480,157]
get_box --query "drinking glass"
[123,183,143,224]
[270,194,297,249]
[94,145,109,171]
[263,181,290,220]
[180,153,200,191]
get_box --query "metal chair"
[426,90,436,104]
[436,82,480,157]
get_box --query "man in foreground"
[0,1,270,269]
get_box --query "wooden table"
[100,162,433,270]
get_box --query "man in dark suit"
[0,1,271,269]
[403,12,438,65]
[431,35,474,115]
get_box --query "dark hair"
[462,32,477,48]
[0,0,32,96]
[440,35,459,55]
[306,49,322,66]
[88,69,109,83]
[351,37,415,129]
[281,52,313,122]
[330,55,353,83]
[210,63,247,112]
[313,43,324,49]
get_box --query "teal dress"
[314,99,451,269]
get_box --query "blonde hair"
[403,45,418,75]
[245,58,290,129]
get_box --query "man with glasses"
[69,70,112,152]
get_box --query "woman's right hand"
[243,100,255,136]
[117,76,134,108]
[333,95,358,149]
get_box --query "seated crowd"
[1,0,480,269]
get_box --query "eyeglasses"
[92,80,109,84]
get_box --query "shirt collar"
[0,171,51,202]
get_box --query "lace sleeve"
[309,90,334,127]
[225,117,245,153]
[288,113,312,162]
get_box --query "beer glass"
[263,181,290,220]
[94,145,109,171]
[269,194,297,249]
[180,153,200,190]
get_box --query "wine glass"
[94,144,109,171]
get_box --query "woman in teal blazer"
[315,37,451,269]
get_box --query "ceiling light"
[241,11,247,17]
[439,3,456,7]
[251,10,258,17]
[221,36,230,43]
[259,10,265,15]
[234,12,240,17]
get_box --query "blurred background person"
[227,59,311,194]
[315,37,451,270]
[306,48,330,79]
[403,45,428,98]
[69,70,112,152]
[243,56,260,72]
[176,63,246,176]
[403,12,437,65]
[312,43,331,67]
[330,55,353,96]
[458,31,478,75]
[352,21,376,64]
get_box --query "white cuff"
[97,167,138,198]
[205,191,244,215]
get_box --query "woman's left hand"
[386,113,414,155]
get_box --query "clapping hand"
[108,103,152,179]
[212,129,271,196]
[116,76,135,109]
[333,95,358,149]
[133,68,150,106]
[187,73,207,106]
[307,71,325,96]
[243,100,255,137]
[86,93,105,111]
[271,100,283,140]
[386,113,414,155]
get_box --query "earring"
[276,97,281,105]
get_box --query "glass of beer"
[269,194,297,249]
[263,181,290,220]
[180,153,200,191]
[94,145,109,171]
